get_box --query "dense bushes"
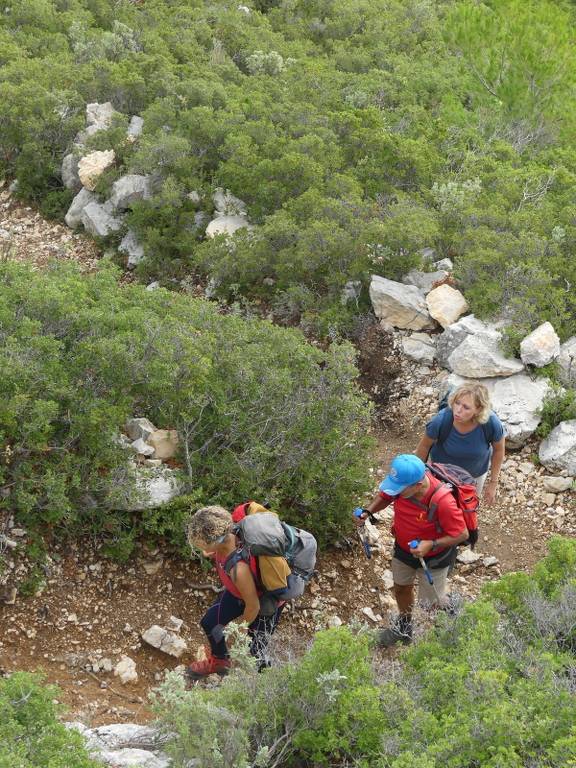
[1,0,576,337]
[0,261,373,547]
[0,672,98,767]
[153,537,576,767]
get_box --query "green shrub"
[153,539,576,768]
[0,672,98,767]
[0,261,373,547]
[536,386,576,439]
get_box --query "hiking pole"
[354,507,372,559]
[409,539,442,604]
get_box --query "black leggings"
[201,589,284,662]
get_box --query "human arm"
[414,435,435,462]
[410,529,468,557]
[484,436,505,505]
[353,493,393,526]
[231,561,261,626]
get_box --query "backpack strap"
[408,480,452,534]
[437,407,453,446]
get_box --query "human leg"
[376,558,416,647]
[474,471,488,495]
[248,602,286,670]
[187,591,244,680]
[416,565,449,609]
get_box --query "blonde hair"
[185,505,232,548]
[448,383,491,424]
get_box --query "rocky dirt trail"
[1,187,575,728]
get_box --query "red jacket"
[379,471,467,556]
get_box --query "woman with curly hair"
[414,382,506,506]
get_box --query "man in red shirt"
[355,454,468,647]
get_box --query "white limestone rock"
[78,150,115,191]
[64,188,97,229]
[142,625,187,657]
[448,335,523,378]
[147,429,179,460]
[520,322,560,367]
[402,269,447,294]
[205,215,252,238]
[425,284,469,328]
[542,476,573,493]
[114,656,138,684]
[61,154,82,192]
[81,200,124,237]
[539,420,576,475]
[126,417,157,441]
[402,333,436,365]
[436,314,501,368]
[447,372,551,448]
[369,275,435,330]
[110,174,152,210]
[119,230,145,268]
[213,187,247,216]
[86,101,117,131]
[557,336,576,388]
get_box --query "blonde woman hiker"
[185,505,285,680]
[414,382,506,511]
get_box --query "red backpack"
[421,463,479,547]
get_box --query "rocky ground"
[1,184,575,731]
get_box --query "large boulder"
[126,417,157,441]
[78,150,116,191]
[86,101,116,130]
[81,201,124,237]
[425,284,468,328]
[558,336,576,387]
[119,230,145,268]
[402,269,447,294]
[61,154,82,192]
[539,420,576,475]
[147,429,179,460]
[110,174,152,210]
[68,722,172,768]
[520,322,560,367]
[448,335,523,378]
[369,275,435,331]
[447,372,551,447]
[436,315,501,368]
[64,188,97,229]
[205,215,252,238]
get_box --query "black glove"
[467,529,479,550]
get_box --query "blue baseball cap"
[379,454,426,495]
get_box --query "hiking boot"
[185,654,231,680]
[375,617,412,648]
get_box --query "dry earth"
[1,183,575,727]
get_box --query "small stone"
[143,559,164,576]
[457,549,482,565]
[483,556,499,567]
[519,462,535,475]
[543,493,557,507]
[361,606,379,623]
[327,615,343,628]
[114,656,138,684]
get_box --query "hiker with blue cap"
[354,454,468,647]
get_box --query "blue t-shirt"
[426,409,505,477]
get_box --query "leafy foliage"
[0,261,372,547]
[153,538,576,767]
[1,0,576,338]
[0,672,98,767]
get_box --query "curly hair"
[185,505,232,547]
[448,382,491,424]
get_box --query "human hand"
[409,539,433,557]
[483,481,497,506]
[353,507,369,527]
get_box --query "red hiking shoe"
[186,653,231,681]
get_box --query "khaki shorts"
[391,557,449,607]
